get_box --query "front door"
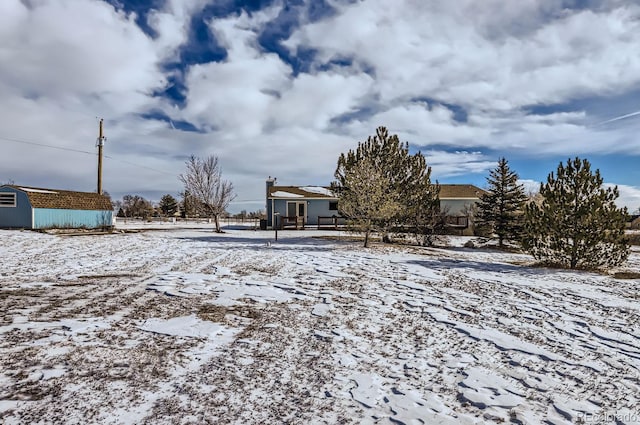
[287,201,306,228]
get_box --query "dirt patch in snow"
[1,229,639,424]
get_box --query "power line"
[0,135,97,156]
[0,134,176,177]
[103,154,176,176]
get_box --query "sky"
[1,0,639,213]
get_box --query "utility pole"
[97,118,106,194]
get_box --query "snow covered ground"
[1,225,639,424]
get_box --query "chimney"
[266,176,276,195]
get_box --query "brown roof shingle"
[5,185,113,211]
[438,184,487,199]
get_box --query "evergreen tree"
[476,158,528,247]
[522,157,629,270]
[335,157,402,247]
[159,194,178,217]
[404,155,440,246]
[333,126,438,247]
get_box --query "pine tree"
[180,190,196,218]
[522,157,629,270]
[159,194,178,217]
[404,154,440,246]
[333,126,438,247]
[476,158,527,247]
[335,157,402,247]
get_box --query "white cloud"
[516,180,640,211]
[605,184,640,211]
[148,0,210,60]
[179,8,293,136]
[422,150,494,179]
[287,1,640,109]
[272,71,375,130]
[0,0,165,105]
[0,0,195,196]
[284,0,640,155]
[518,179,543,195]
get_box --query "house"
[439,184,486,216]
[0,185,113,230]
[264,178,486,232]
[265,177,343,229]
[439,184,487,235]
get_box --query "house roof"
[268,184,486,200]
[268,186,337,199]
[439,184,487,199]
[1,185,113,211]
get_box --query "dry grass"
[612,271,640,279]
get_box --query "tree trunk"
[364,229,370,248]
[214,214,222,233]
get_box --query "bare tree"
[179,155,235,232]
[120,194,154,220]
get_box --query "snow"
[18,187,58,194]
[299,186,335,197]
[1,225,640,424]
[270,190,304,198]
[140,315,229,339]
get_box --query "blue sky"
[1,0,639,212]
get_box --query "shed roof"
[439,184,486,199]
[268,186,337,199]
[1,185,113,211]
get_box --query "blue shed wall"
[0,188,32,228]
[33,209,113,229]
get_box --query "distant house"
[265,177,343,229]
[439,184,487,235]
[0,185,113,230]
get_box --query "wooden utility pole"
[97,118,106,194]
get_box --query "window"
[0,193,16,207]
[329,201,338,211]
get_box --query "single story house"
[265,178,486,232]
[266,177,343,229]
[0,185,113,230]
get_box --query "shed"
[0,185,113,230]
